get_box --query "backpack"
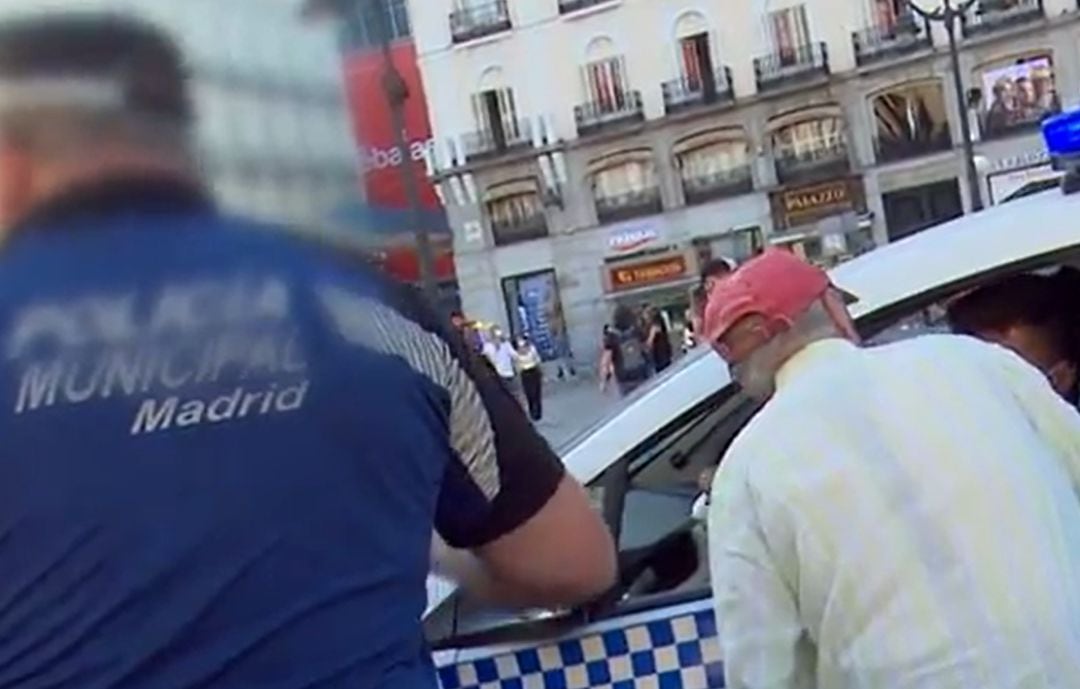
[616,329,648,380]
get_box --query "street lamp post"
[909,0,984,212]
[303,0,440,302]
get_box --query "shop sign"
[609,255,688,292]
[772,177,865,230]
[990,148,1050,173]
[608,220,662,254]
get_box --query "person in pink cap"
[703,249,1080,689]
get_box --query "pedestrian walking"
[602,305,651,397]
[0,13,616,688]
[514,336,544,421]
[645,306,674,373]
[598,324,615,393]
[703,249,1080,688]
[483,327,520,400]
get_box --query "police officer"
[0,13,615,688]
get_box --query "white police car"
[424,116,1080,689]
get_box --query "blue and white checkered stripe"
[437,606,724,689]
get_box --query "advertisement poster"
[502,271,567,361]
[978,56,1061,138]
[343,41,441,210]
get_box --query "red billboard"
[343,42,441,210]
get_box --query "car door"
[428,385,753,689]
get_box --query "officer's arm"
[388,289,616,608]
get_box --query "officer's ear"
[0,134,35,231]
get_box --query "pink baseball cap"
[703,249,857,347]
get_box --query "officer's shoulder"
[221,217,439,329]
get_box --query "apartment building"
[412,0,1079,362]
[0,0,358,227]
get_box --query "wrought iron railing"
[594,187,662,224]
[450,0,512,44]
[754,42,830,92]
[874,129,953,164]
[661,66,735,115]
[461,118,533,159]
[682,165,754,205]
[961,0,1045,38]
[574,91,644,137]
[774,141,849,184]
[491,212,549,246]
[852,13,932,66]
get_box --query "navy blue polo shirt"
[0,180,564,688]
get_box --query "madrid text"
[7,275,312,436]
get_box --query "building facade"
[0,0,359,227]
[410,0,1080,364]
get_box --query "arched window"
[674,129,753,204]
[467,66,525,157]
[486,178,548,246]
[770,115,849,184]
[871,80,951,163]
[578,36,635,129]
[589,150,661,223]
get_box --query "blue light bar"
[1043,109,1080,163]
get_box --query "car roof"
[565,187,1080,487]
[426,186,1080,617]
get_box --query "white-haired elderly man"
[703,249,1080,689]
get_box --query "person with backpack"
[602,304,652,397]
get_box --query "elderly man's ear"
[823,289,861,344]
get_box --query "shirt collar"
[775,338,859,390]
[8,175,213,239]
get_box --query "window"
[768,4,811,64]
[470,87,521,150]
[338,0,411,51]
[677,140,752,203]
[488,186,547,246]
[583,57,630,111]
[679,141,749,182]
[772,117,845,158]
[976,53,1061,139]
[594,159,655,201]
[873,82,952,162]
[679,33,713,90]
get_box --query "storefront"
[603,249,698,344]
[501,269,572,361]
[769,176,875,267]
[983,147,1060,205]
[882,179,963,241]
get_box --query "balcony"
[853,15,932,66]
[754,42,829,93]
[575,91,644,137]
[492,212,548,247]
[775,141,850,185]
[450,0,511,44]
[661,67,735,116]
[874,130,953,164]
[682,165,754,205]
[461,119,533,160]
[558,0,614,14]
[595,187,662,224]
[961,0,1044,38]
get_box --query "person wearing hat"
[703,249,1080,688]
[0,13,615,688]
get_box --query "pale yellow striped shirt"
[709,336,1080,689]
